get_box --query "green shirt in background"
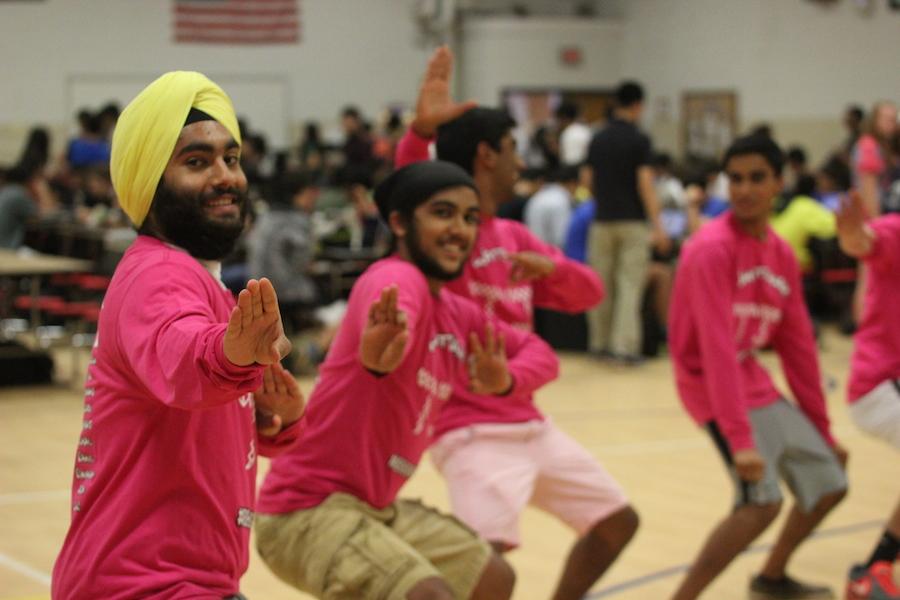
[770,195,836,272]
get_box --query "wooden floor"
[1,327,897,599]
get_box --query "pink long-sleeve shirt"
[848,214,900,402]
[395,128,603,435]
[668,213,835,453]
[52,235,300,600]
[257,257,558,514]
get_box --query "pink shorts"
[430,420,629,548]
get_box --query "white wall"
[618,0,900,160]
[0,0,433,160]
[457,17,623,105]
[3,0,899,165]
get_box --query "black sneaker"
[749,574,835,599]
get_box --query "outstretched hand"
[360,285,409,374]
[224,278,292,366]
[411,46,478,138]
[468,323,512,395]
[509,251,555,283]
[255,362,305,437]
[836,190,874,258]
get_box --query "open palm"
[412,46,477,137]
[255,362,305,437]
[360,285,409,374]
[468,323,512,395]
[224,278,291,366]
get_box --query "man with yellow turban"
[52,71,303,600]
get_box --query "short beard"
[405,218,466,282]
[142,182,248,260]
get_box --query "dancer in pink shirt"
[393,48,638,600]
[836,190,900,600]
[256,160,559,600]
[51,72,303,600]
[669,134,848,600]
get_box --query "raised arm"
[396,45,476,169]
[836,190,875,258]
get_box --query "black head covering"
[373,160,478,224]
[184,107,215,126]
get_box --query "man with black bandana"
[255,160,560,600]
[52,72,304,600]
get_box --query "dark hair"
[847,105,864,122]
[98,102,120,120]
[336,164,373,188]
[749,123,773,139]
[435,107,516,174]
[4,159,41,184]
[819,155,851,191]
[18,127,50,168]
[547,165,580,184]
[555,101,579,122]
[652,152,673,170]
[342,106,361,120]
[615,81,644,108]
[304,121,321,143]
[786,145,807,166]
[793,174,816,197]
[520,167,547,182]
[722,134,785,176]
[271,171,313,207]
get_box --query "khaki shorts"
[255,493,492,600]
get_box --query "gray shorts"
[707,399,847,513]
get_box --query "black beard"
[145,182,248,260]
[405,218,467,282]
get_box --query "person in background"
[248,171,321,334]
[524,165,579,248]
[557,101,592,167]
[771,174,836,275]
[669,134,847,600]
[853,101,897,216]
[816,155,852,212]
[584,80,670,363]
[836,190,900,600]
[784,145,811,199]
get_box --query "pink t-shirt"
[395,128,603,435]
[52,236,300,600]
[669,214,834,453]
[848,215,900,401]
[257,257,558,513]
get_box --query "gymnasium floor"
[1,327,897,599]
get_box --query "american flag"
[173,0,300,45]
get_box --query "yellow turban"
[110,71,241,227]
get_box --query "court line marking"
[586,519,883,598]
[0,552,51,587]
[0,490,69,506]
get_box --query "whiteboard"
[66,74,292,149]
